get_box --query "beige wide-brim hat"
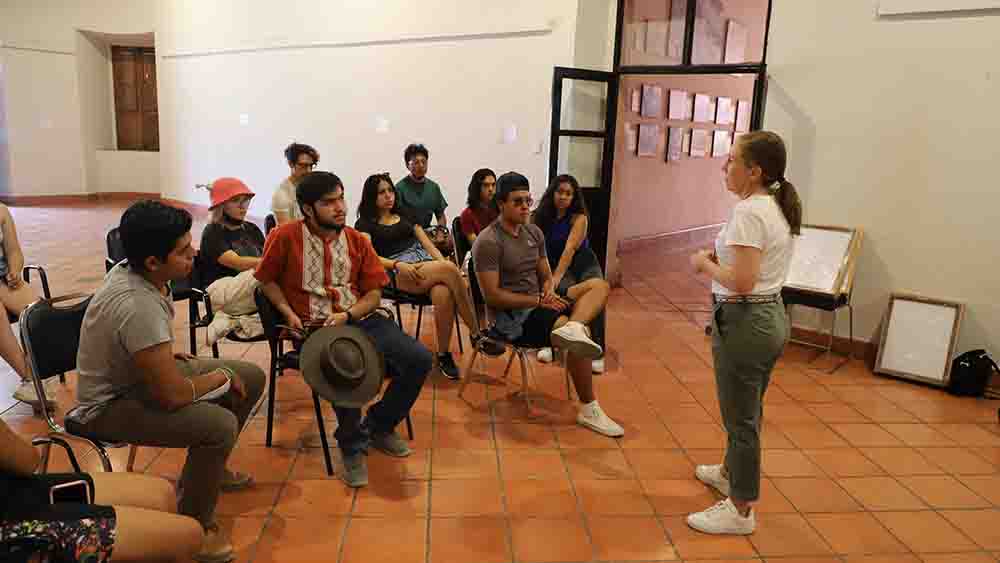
[300,325,384,408]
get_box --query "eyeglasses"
[294,162,316,170]
[509,196,533,208]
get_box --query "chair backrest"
[190,252,208,291]
[451,216,471,268]
[265,214,277,236]
[106,228,126,272]
[466,256,486,308]
[253,287,283,342]
[20,294,93,383]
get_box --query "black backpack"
[947,349,998,397]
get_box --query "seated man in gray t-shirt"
[470,172,623,438]
[73,201,266,563]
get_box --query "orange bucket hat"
[209,177,255,208]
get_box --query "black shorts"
[511,307,562,349]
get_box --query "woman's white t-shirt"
[271,178,303,222]
[712,194,794,296]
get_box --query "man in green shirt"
[395,143,447,228]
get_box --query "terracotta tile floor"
[3,201,1000,563]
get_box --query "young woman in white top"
[686,131,802,535]
[271,142,319,225]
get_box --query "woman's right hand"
[396,262,425,285]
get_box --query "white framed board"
[784,225,863,298]
[875,293,965,387]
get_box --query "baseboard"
[789,325,876,365]
[0,192,161,206]
[618,223,724,254]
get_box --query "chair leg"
[456,348,480,399]
[395,303,403,328]
[516,349,534,410]
[455,312,463,354]
[95,445,114,472]
[415,305,424,339]
[848,304,855,360]
[405,414,414,440]
[212,342,220,359]
[502,350,516,379]
[58,372,66,384]
[189,323,198,356]
[311,392,334,477]
[125,445,138,472]
[563,350,573,401]
[265,358,278,448]
[38,440,52,473]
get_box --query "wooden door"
[112,46,158,151]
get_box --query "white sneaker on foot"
[551,321,602,360]
[13,380,55,407]
[537,347,554,363]
[686,498,755,535]
[577,401,624,437]
[591,358,605,374]
[695,464,731,497]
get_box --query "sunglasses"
[509,196,533,208]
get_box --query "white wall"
[75,32,115,194]
[764,0,1000,352]
[0,0,157,197]
[156,0,579,218]
[95,150,160,193]
[0,55,11,195]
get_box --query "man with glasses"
[395,143,447,229]
[471,172,623,438]
[272,142,319,225]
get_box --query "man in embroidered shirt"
[255,171,432,488]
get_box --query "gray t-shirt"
[471,222,547,296]
[74,263,174,420]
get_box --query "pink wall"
[606,72,756,283]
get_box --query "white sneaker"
[551,321,602,360]
[537,347,554,363]
[695,464,731,497]
[591,358,605,374]
[13,380,55,407]
[577,400,624,437]
[687,498,755,535]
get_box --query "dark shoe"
[438,352,460,380]
[340,452,369,488]
[371,430,412,457]
[193,524,235,563]
[220,469,254,492]
[473,330,507,357]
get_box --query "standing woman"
[531,175,607,374]
[687,131,801,535]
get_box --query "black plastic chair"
[451,216,471,271]
[188,253,266,357]
[457,257,573,408]
[9,265,62,383]
[20,294,138,473]
[265,214,277,235]
[253,288,333,474]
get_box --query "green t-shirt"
[395,176,447,228]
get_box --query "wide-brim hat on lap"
[301,325,384,408]
[209,177,255,208]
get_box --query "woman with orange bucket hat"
[199,177,267,345]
